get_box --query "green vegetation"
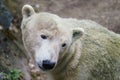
[2,69,23,80]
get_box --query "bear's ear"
[72,28,84,41]
[22,4,35,19]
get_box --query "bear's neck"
[49,41,82,80]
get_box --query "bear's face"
[21,5,84,71]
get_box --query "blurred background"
[0,0,120,79]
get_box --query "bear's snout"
[38,60,55,71]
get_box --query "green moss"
[2,69,23,80]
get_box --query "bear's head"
[21,5,84,71]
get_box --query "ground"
[22,0,120,33]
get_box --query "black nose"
[42,60,55,70]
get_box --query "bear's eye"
[41,35,47,39]
[62,43,67,47]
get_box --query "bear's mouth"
[38,65,47,71]
[38,65,55,71]
[37,60,56,71]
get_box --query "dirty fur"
[21,5,120,80]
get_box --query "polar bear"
[21,5,120,80]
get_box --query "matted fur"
[21,5,120,80]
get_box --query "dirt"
[22,0,120,33]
